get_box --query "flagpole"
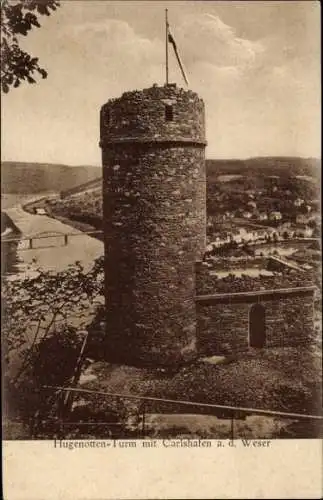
[165,8,169,85]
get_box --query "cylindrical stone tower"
[100,83,206,366]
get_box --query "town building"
[269,211,282,221]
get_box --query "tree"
[2,256,140,439]
[312,226,320,238]
[1,0,60,93]
[308,219,317,229]
[2,256,104,385]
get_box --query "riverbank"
[1,211,22,275]
[22,195,103,241]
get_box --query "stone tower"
[100,83,206,366]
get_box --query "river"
[4,205,103,276]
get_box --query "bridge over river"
[4,205,103,275]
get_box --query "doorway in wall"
[249,303,266,348]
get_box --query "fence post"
[30,409,40,439]
[59,415,64,439]
[57,390,65,439]
[141,403,146,438]
[29,238,33,249]
[64,234,68,246]
[62,330,89,416]
[231,410,234,441]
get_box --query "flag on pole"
[167,29,189,86]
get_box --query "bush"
[2,258,105,437]
[32,326,83,387]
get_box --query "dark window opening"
[249,303,266,348]
[165,105,174,121]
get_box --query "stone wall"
[197,288,315,356]
[203,257,266,270]
[196,261,314,295]
[100,85,206,366]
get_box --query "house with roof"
[294,198,304,207]
[269,211,282,221]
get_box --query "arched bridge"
[6,229,103,251]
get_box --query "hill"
[41,155,320,235]
[1,162,101,194]
[1,157,320,195]
[206,157,321,180]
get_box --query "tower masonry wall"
[100,85,206,366]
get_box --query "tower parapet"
[100,84,206,147]
[100,84,206,366]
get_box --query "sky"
[1,0,321,165]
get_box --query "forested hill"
[1,157,320,194]
[206,157,321,180]
[1,162,101,194]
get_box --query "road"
[5,205,103,274]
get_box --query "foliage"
[1,0,60,93]
[4,324,83,423]
[2,256,106,437]
[32,326,84,386]
[2,256,104,385]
